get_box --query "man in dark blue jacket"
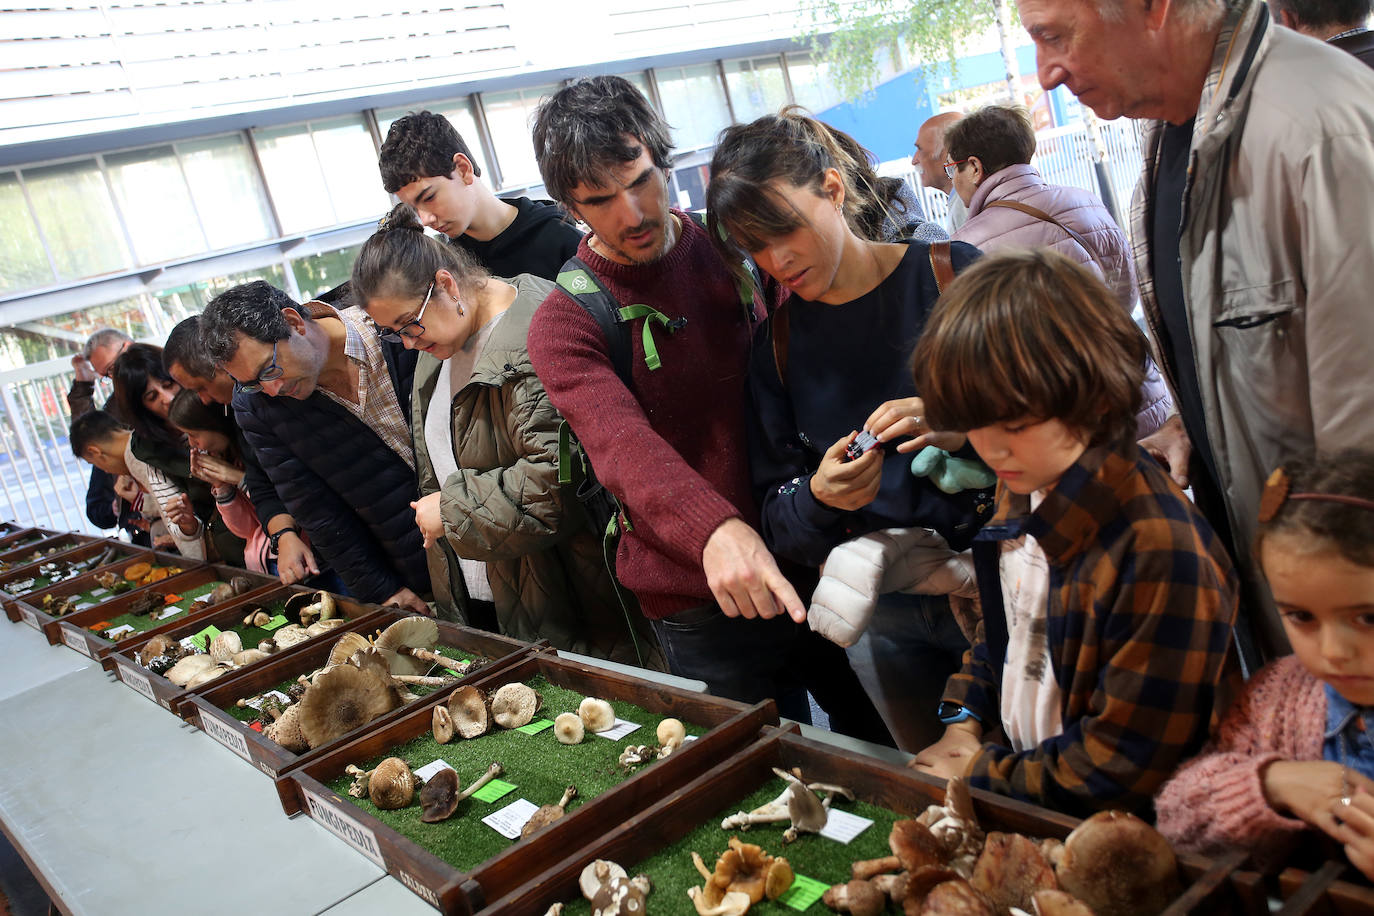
[201,281,430,612]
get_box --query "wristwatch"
[268,526,301,553]
[937,701,981,725]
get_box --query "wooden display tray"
[47,562,276,657]
[483,726,1256,916]
[1269,862,1374,914]
[185,619,534,788]
[5,542,150,623]
[0,529,80,566]
[0,526,58,554]
[0,537,121,616]
[104,584,383,715]
[285,652,779,914]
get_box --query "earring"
[452,295,464,317]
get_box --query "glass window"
[0,172,55,294]
[723,56,788,123]
[481,83,559,189]
[311,116,390,224]
[21,160,133,281]
[291,243,362,301]
[617,72,654,106]
[104,146,205,265]
[785,52,843,114]
[376,99,490,181]
[654,64,732,151]
[177,134,275,249]
[252,124,337,233]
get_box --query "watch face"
[937,702,966,723]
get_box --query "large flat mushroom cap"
[419,767,461,822]
[166,654,217,686]
[375,616,440,676]
[493,683,541,729]
[1056,810,1180,916]
[327,632,371,667]
[970,832,1058,912]
[448,685,490,738]
[297,662,401,747]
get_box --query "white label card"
[60,627,91,656]
[303,789,387,868]
[199,713,253,762]
[91,587,110,598]
[104,624,135,638]
[116,661,158,704]
[154,605,183,620]
[414,759,456,782]
[178,636,202,652]
[819,808,874,844]
[482,798,539,839]
[595,718,641,741]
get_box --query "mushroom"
[721,767,850,843]
[328,631,372,668]
[448,685,490,738]
[232,648,270,667]
[185,664,230,688]
[852,819,944,880]
[272,624,311,650]
[579,697,616,733]
[555,712,585,744]
[656,718,686,756]
[166,654,218,686]
[581,860,630,900]
[374,616,471,676]
[1054,810,1180,916]
[207,581,238,604]
[687,887,750,916]
[691,837,793,907]
[366,757,415,809]
[916,776,985,878]
[521,784,577,837]
[229,575,255,596]
[618,745,656,768]
[285,590,336,627]
[264,703,308,751]
[418,767,461,823]
[492,683,541,729]
[138,634,177,667]
[208,630,243,663]
[1032,889,1096,916]
[242,607,273,627]
[433,705,455,743]
[306,619,348,637]
[897,864,961,911]
[822,879,886,916]
[970,832,1058,913]
[590,876,649,916]
[296,660,402,747]
[920,878,996,916]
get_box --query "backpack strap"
[557,256,635,386]
[983,200,1104,274]
[929,240,955,294]
[688,209,762,325]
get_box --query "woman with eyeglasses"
[111,342,246,565]
[350,203,662,668]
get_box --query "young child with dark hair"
[1157,449,1374,876]
[378,110,582,280]
[909,248,1239,817]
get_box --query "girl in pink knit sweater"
[1156,449,1374,877]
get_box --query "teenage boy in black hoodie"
[379,110,583,280]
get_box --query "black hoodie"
[454,197,584,281]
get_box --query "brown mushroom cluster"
[688,837,794,915]
[822,780,1181,916]
[427,681,540,745]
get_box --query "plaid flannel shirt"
[944,438,1240,817]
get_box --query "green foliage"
[809,0,996,102]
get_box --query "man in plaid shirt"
[910,249,1240,817]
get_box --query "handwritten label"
[199,713,253,762]
[189,625,222,652]
[595,718,641,741]
[482,798,539,839]
[103,624,135,639]
[261,614,289,631]
[302,788,386,868]
[778,873,829,911]
[515,718,553,735]
[60,627,91,656]
[18,607,38,628]
[470,778,516,804]
[413,759,456,782]
[116,661,158,704]
[818,808,873,844]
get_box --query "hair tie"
[1258,466,1374,523]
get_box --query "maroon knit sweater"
[527,211,764,619]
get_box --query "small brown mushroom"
[580,860,629,901]
[367,757,416,809]
[554,711,585,744]
[521,784,576,837]
[419,767,461,822]
[432,705,455,744]
[589,876,648,916]
[852,818,943,880]
[1032,889,1096,916]
[822,879,886,916]
[448,685,490,738]
[1054,810,1180,916]
[970,832,1058,913]
[578,697,616,733]
[492,683,541,729]
[138,634,177,667]
[920,878,996,916]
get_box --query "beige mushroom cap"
[580,860,629,901]
[328,631,372,668]
[265,702,309,752]
[369,757,416,809]
[306,618,347,637]
[578,697,616,733]
[448,685,490,739]
[656,718,686,749]
[554,712,585,745]
[492,683,541,729]
[166,654,217,686]
[433,705,455,744]
[232,648,270,667]
[185,664,229,689]
[375,616,440,676]
[297,662,401,748]
[209,631,243,663]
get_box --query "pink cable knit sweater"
[1155,655,1326,866]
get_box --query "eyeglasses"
[376,282,434,343]
[943,157,972,180]
[235,340,284,393]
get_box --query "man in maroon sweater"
[527,77,887,739]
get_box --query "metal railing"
[0,356,110,534]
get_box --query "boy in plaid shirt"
[909,249,1240,817]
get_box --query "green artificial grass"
[224,643,478,724]
[9,552,105,596]
[92,579,226,638]
[558,778,901,915]
[326,675,707,872]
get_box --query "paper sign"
[18,607,38,628]
[241,689,291,712]
[595,718,641,741]
[90,588,109,598]
[778,873,829,911]
[189,625,223,652]
[199,713,253,762]
[482,798,539,839]
[303,788,387,868]
[154,604,184,620]
[413,759,456,782]
[103,624,135,639]
[60,627,91,656]
[684,734,698,743]
[470,778,516,804]
[818,808,874,844]
[261,614,289,631]
[515,718,554,735]
[115,661,158,704]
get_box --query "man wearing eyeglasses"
[201,280,431,613]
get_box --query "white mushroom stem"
[345,764,372,798]
[721,784,792,831]
[391,674,459,687]
[398,646,474,674]
[454,762,504,804]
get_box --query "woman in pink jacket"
[946,106,1171,437]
